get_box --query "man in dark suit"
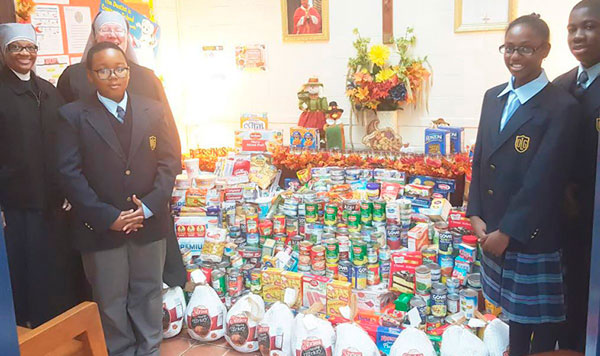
[56,41,180,356]
[553,1,600,351]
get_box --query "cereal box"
[424,128,451,156]
[240,113,268,130]
[234,130,283,153]
[326,280,351,317]
[261,268,284,303]
[302,274,329,308]
[290,127,320,150]
[282,271,303,309]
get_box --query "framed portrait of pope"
[281,0,329,42]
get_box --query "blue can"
[439,231,453,253]
[338,260,352,283]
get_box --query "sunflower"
[369,44,391,67]
[375,68,396,83]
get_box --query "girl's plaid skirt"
[480,250,566,324]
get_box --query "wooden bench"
[18,302,108,356]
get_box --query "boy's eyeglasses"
[6,44,39,53]
[93,67,130,80]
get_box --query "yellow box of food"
[326,280,352,317]
[261,268,283,303]
[281,271,303,309]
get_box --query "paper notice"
[30,5,63,55]
[64,6,92,54]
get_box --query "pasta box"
[438,126,465,153]
[424,128,451,156]
[290,127,320,150]
[234,129,283,153]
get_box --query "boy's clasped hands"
[110,194,145,235]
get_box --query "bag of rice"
[292,303,336,356]
[483,319,509,356]
[258,301,295,356]
[226,293,266,352]
[162,283,186,339]
[389,327,435,356]
[441,325,488,356]
[185,270,228,341]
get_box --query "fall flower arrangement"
[15,0,36,23]
[346,28,432,111]
[186,147,235,172]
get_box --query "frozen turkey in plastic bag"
[334,322,379,356]
[162,283,186,339]
[185,270,228,341]
[225,293,266,352]
[441,325,488,356]
[389,327,436,356]
[257,301,295,356]
[483,319,509,356]
[292,312,335,356]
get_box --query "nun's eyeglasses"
[93,67,130,80]
[97,28,126,37]
[7,44,38,53]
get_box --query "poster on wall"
[35,55,69,85]
[34,0,69,4]
[99,0,161,69]
[63,6,92,54]
[235,44,266,72]
[30,5,64,55]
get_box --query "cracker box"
[326,280,352,317]
[302,274,329,308]
[261,268,284,303]
[448,209,472,230]
[175,216,219,256]
[439,126,465,154]
[240,113,268,130]
[234,130,283,153]
[290,127,320,150]
[425,128,451,156]
[282,271,303,309]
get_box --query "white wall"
[152,0,580,151]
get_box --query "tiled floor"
[160,329,260,356]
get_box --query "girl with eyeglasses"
[467,14,581,355]
[0,23,78,327]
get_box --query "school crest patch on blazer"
[514,135,530,153]
[149,136,157,151]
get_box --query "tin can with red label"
[227,269,243,297]
[367,263,380,285]
[273,214,286,234]
[200,265,213,285]
[286,218,299,238]
[246,214,259,234]
[325,263,338,279]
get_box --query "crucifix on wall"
[383,0,393,43]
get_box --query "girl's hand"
[483,230,510,257]
[469,216,487,243]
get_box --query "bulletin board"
[16,0,156,84]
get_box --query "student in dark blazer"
[0,23,77,327]
[57,11,185,289]
[57,42,180,355]
[553,0,600,351]
[467,14,580,356]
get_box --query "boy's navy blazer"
[467,82,581,254]
[56,93,181,252]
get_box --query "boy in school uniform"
[553,0,600,351]
[56,42,180,355]
[468,14,580,355]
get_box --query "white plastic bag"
[258,302,295,356]
[292,313,336,356]
[185,270,228,341]
[483,319,509,356]
[334,323,379,356]
[162,283,186,339]
[441,325,488,356]
[389,327,435,356]
[225,293,266,352]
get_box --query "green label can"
[305,202,318,223]
[372,200,386,222]
[348,211,361,231]
[324,204,338,226]
[352,240,367,266]
[325,238,339,263]
[360,201,373,226]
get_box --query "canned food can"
[290,235,304,251]
[186,263,199,281]
[242,264,254,289]
[371,231,386,248]
[246,233,259,247]
[422,249,437,265]
[326,263,338,279]
[386,225,401,250]
[380,259,391,283]
[348,212,361,232]
[439,231,453,253]
[446,277,460,295]
[367,263,380,285]
[460,288,478,319]
[313,259,326,271]
[305,202,319,223]
[415,265,432,293]
[286,218,299,237]
[227,269,243,297]
[426,316,442,332]
[211,269,226,296]
[400,230,409,248]
[325,238,339,263]
[250,268,262,293]
[427,263,441,283]
[311,245,326,260]
[201,265,213,285]
[386,201,400,225]
[431,284,448,317]
[372,200,386,222]
[324,204,338,226]
[352,264,367,290]
[299,241,313,255]
[367,247,378,264]
[439,252,454,277]
[410,296,427,323]
[360,201,373,226]
[447,293,460,314]
[229,226,242,240]
[351,241,367,266]
[273,215,286,234]
[246,214,259,234]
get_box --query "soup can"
[447,293,460,315]
[352,264,367,290]
[460,288,478,319]
[338,260,352,282]
[410,296,427,323]
[431,283,448,317]
[273,214,286,234]
[325,238,339,263]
